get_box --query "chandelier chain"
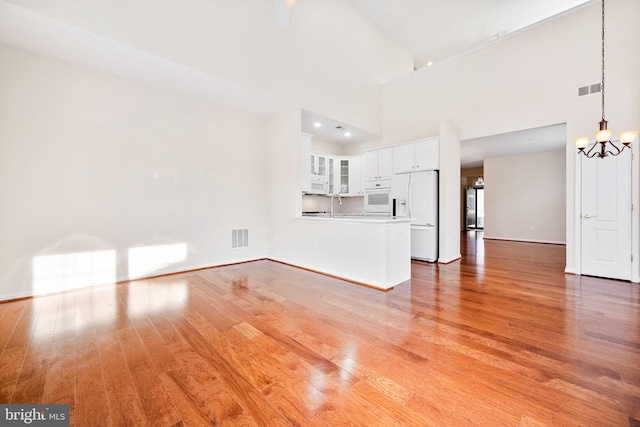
[601,0,605,121]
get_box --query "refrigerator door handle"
[407,174,412,218]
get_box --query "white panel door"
[580,149,632,280]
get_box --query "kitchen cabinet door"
[364,148,393,181]
[393,144,415,174]
[377,148,393,179]
[414,139,439,171]
[349,156,362,195]
[363,151,379,181]
[338,158,349,194]
[310,153,329,183]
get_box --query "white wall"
[0,44,270,300]
[2,0,413,137]
[383,0,640,271]
[485,150,566,243]
[3,1,638,299]
[310,138,347,157]
[0,0,415,300]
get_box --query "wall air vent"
[577,82,601,97]
[232,229,248,248]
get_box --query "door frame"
[465,186,484,230]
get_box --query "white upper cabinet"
[350,156,362,195]
[328,156,362,196]
[310,153,329,183]
[363,148,393,181]
[363,151,377,181]
[393,138,439,173]
[414,138,439,171]
[338,158,349,194]
[378,148,393,178]
[328,157,335,194]
[392,144,415,174]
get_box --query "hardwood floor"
[1,232,639,426]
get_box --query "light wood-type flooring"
[1,232,639,426]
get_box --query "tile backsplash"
[302,194,364,215]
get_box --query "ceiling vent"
[577,82,601,97]
[335,125,345,130]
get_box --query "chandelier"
[574,0,638,158]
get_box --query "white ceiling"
[346,0,593,69]
[302,110,379,145]
[460,124,567,169]
[303,1,585,162]
[0,0,585,165]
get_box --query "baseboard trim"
[438,254,462,264]
[0,256,403,303]
[483,236,566,245]
[268,258,397,292]
[0,257,268,304]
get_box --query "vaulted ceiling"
[1,0,592,164]
[345,0,593,69]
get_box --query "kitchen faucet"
[330,193,342,217]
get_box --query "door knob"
[584,213,596,219]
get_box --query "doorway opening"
[466,186,484,230]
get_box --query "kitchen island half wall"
[271,216,411,291]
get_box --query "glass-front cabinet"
[339,159,349,194]
[310,153,329,183]
[332,157,361,196]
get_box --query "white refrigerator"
[391,170,438,262]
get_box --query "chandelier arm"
[583,149,601,159]
[584,141,600,157]
[604,142,623,157]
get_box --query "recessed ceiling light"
[344,131,351,137]
[427,61,433,66]
[313,122,322,128]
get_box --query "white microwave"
[307,181,328,195]
[365,188,392,214]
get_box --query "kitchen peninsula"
[292,214,411,291]
[293,130,431,290]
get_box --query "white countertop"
[296,215,411,224]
